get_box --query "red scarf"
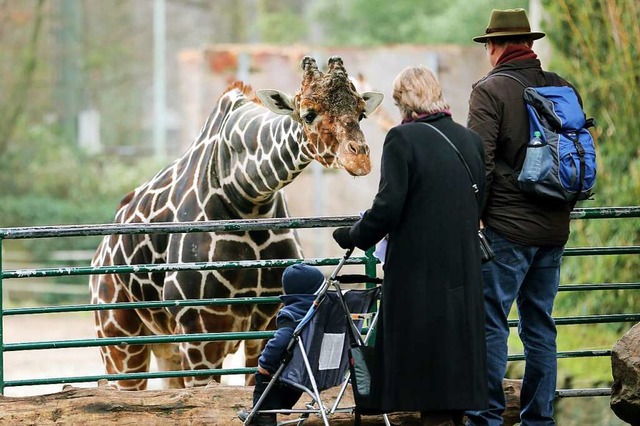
[496,45,537,66]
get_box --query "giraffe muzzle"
[347,140,370,156]
[339,139,372,176]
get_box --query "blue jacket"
[258,294,315,374]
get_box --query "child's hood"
[277,294,316,322]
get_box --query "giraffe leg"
[91,274,152,391]
[175,309,244,387]
[94,308,152,390]
[151,343,185,388]
[182,341,226,387]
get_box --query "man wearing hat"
[238,263,325,426]
[466,8,583,426]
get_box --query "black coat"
[348,114,488,412]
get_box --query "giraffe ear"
[256,89,295,116]
[361,91,384,117]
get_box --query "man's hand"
[257,365,270,376]
[332,227,355,250]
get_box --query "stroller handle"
[329,248,353,280]
[335,274,383,284]
[294,249,354,335]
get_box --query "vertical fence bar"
[364,247,379,287]
[0,237,4,395]
[363,247,380,344]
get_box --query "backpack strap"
[492,70,567,89]
[491,72,527,88]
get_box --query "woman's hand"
[332,227,355,249]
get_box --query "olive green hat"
[472,8,546,43]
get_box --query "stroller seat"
[242,254,389,426]
[280,288,379,397]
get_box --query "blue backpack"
[495,73,597,202]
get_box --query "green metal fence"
[0,207,638,398]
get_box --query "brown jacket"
[468,58,579,246]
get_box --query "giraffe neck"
[215,100,313,217]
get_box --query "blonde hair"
[392,66,450,120]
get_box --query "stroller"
[242,249,390,426]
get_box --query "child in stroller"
[238,263,325,426]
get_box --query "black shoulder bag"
[422,123,495,263]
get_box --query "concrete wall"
[177,44,491,261]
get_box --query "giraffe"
[89,56,384,390]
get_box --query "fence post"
[364,247,379,286]
[0,236,4,395]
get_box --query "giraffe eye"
[303,111,317,124]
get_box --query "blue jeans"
[466,227,563,426]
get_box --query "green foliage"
[257,1,307,44]
[0,120,165,259]
[0,0,46,155]
[554,396,625,426]
[0,194,107,258]
[541,0,640,207]
[508,322,623,385]
[313,0,528,46]
[1,121,163,205]
[542,0,640,302]
[507,1,640,389]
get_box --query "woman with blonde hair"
[333,66,488,425]
[392,66,451,121]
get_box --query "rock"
[611,322,640,425]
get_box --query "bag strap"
[491,70,575,95]
[421,123,478,200]
[491,71,527,88]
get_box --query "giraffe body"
[90,57,383,390]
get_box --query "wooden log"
[0,379,521,425]
[502,378,522,426]
[0,380,409,425]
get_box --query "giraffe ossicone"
[256,55,383,176]
[89,56,383,390]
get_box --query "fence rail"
[0,207,638,399]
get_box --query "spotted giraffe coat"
[89,56,384,390]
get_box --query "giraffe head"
[256,56,384,176]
